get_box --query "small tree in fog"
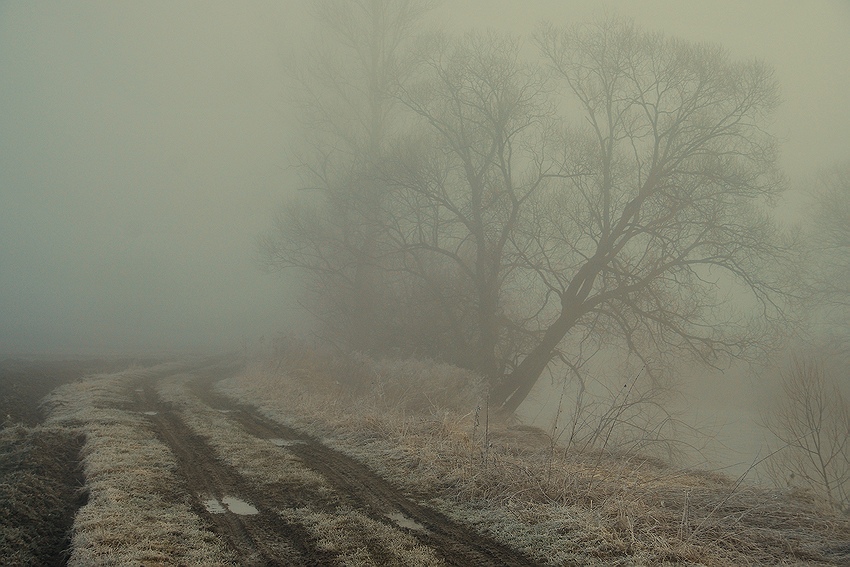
[765,357,850,512]
[805,163,850,363]
[259,0,436,352]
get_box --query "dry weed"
[218,350,850,566]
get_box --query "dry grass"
[43,366,237,566]
[155,373,333,502]
[278,506,444,566]
[218,346,850,566]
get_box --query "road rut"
[138,364,541,566]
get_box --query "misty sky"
[1,1,848,356]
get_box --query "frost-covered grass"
[279,506,444,567]
[43,365,237,566]
[218,347,850,566]
[156,374,333,502]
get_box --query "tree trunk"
[491,252,606,414]
[491,308,580,415]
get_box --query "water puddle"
[221,496,259,515]
[386,512,426,532]
[203,495,259,515]
[269,438,307,447]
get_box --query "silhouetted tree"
[265,15,794,415]
[486,18,791,413]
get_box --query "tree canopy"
[262,14,794,414]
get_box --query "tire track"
[191,372,543,567]
[137,379,339,567]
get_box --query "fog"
[1,0,848,364]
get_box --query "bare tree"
[765,356,850,512]
[805,162,850,363]
[489,18,791,413]
[264,15,794,416]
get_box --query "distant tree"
[380,30,558,377]
[765,356,850,513]
[259,0,436,352]
[804,162,850,363]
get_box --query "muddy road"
[136,364,541,566]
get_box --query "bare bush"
[764,356,850,513]
[554,371,689,464]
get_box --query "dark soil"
[0,357,154,566]
[0,425,86,566]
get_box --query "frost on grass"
[44,367,237,566]
[156,375,333,501]
[218,349,850,566]
[279,506,444,567]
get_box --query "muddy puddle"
[203,495,259,515]
[386,511,426,532]
[269,438,306,447]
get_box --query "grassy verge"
[43,365,237,566]
[218,348,850,566]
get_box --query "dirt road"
[137,364,541,566]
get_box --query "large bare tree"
[265,16,794,415]
[487,19,791,413]
[378,19,791,413]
